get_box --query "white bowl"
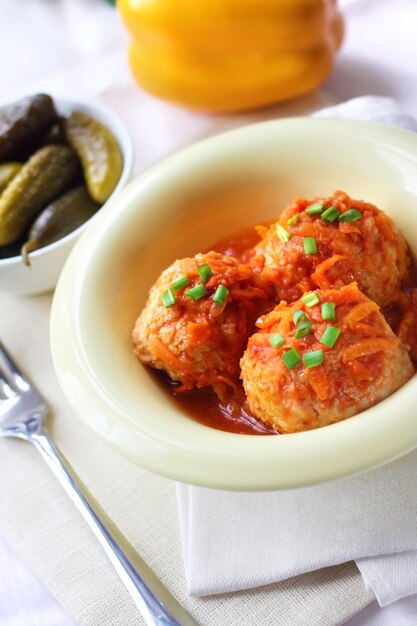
[0,96,133,296]
[50,117,417,491]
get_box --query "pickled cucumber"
[19,119,66,160]
[0,162,21,193]
[43,120,66,145]
[0,145,79,245]
[63,111,123,203]
[0,94,57,162]
[21,185,99,265]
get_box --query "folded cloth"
[177,453,417,600]
[177,96,417,605]
[358,551,417,607]
[0,537,76,626]
[312,95,417,131]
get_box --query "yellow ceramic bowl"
[50,117,417,491]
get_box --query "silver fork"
[0,340,197,626]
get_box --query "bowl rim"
[50,116,417,491]
[0,95,134,266]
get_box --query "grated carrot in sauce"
[375,213,395,241]
[342,338,398,364]
[311,255,347,289]
[339,222,361,235]
[397,310,414,346]
[256,308,288,330]
[346,360,374,381]
[149,337,195,376]
[307,366,331,401]
[343,301,379,329]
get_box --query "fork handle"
[30,430,186,626]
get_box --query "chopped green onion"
[320,325,341,348]
[339,209,362,223]
[185,284,207,301]
[306,202,324,215]
[303,237,318,255]
[269,333,285,348]
[161,288,176,308]
[276,224,291,244]
[287,214,300,227]
[293,310,307,325]
[282,347,301,370]
[171,274,190,292]
[304,349,324,368]
[212,284,229,306]
[295,320,312,338]
[321,302,336,321]
[197,263,213,283]
[321,206,340,223]
[302,292,320,308]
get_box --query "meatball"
[391,288,417,361]
[133,251,273,396]
[254,190,409,307]
[240,283,413,433]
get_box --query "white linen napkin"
[177,96,417,607]
[0,537,76,626]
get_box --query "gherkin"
[0,145,79,245]
[21,185,99,265]
[0,94,57,161]
[0,162,21,193]
[63,111,123,203]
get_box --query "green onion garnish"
[295,320,312,338]
[212,284,229,306]
[320,325,341,348]
[321,206,340,223]
[197,263,213,283]
[304,349,324,368]
[282,347,301,370]
[171,274,191,292]
[306,202,324,215]
[339,209,362,223]
[303,237,318,255]
[276,224,291,244]
[293,310,307,325]
[321,302,336,321]
[185,284,207,301]
[302,292,320,308]
[161,288,176,308]
[269,333,285,348]
[287,214,300,227]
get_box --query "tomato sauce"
[154,373,276,435]
[207,225,262,263]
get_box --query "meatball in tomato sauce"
[240,283,413,433]
[254,190,409,307]
[133,251,273,397]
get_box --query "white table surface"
[1,0,417,624]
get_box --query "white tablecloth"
[1,0,417,624]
